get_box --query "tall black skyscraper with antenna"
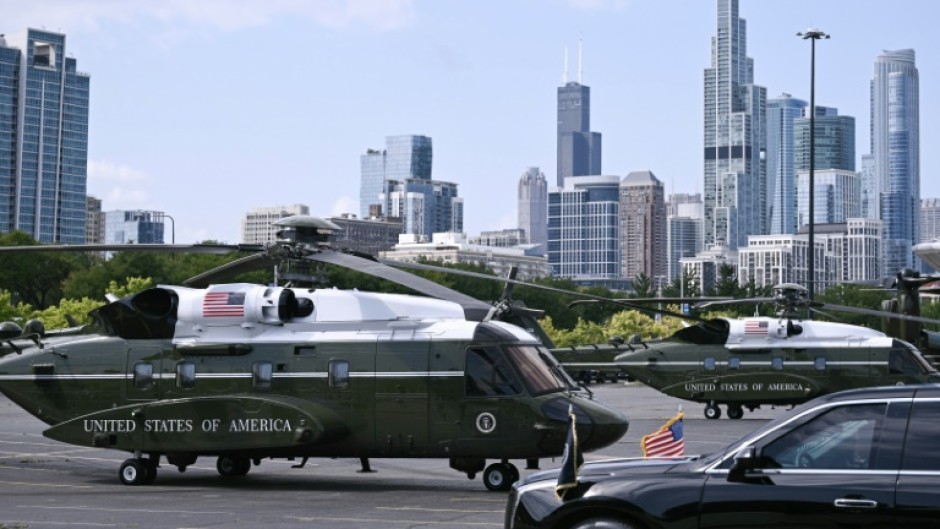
[556,38,601,187]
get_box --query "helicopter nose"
[540,397,629,452]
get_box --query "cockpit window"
[465,347,523,397]
[504,345,570,396]
[892,342,936,375]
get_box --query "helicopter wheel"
[482,463,514,492]
[119,458,151,486]
[217,456,251,477]
[508,462,520,483]
[704,403,722,420]
[141,457,159,484]
[727,406,744,420]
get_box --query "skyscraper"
[619,171,666,283]
[667,194,703,281]
[0,29,90,243]
[556,43,601,187]
[870,49,920,274]
[703,0,766,250]
[797,169,860,227]
[794,106,855,173]
[766,94,807,235]
[359,135,432,218]
[518,167,547,251]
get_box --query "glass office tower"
[0,29,90,243]
[766,94,807,235]
[870,49,919,274]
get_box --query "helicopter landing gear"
[216,456,251,477]
[727,405,744,420]
[482,461,518,492]
[119,457,157,486]
[704,403,722,420]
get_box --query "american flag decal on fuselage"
[744,320,768,334]
[203,292,246,317]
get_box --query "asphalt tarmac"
[0,382,791,529]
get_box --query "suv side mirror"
[728,446,757,482]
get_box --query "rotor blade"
[308,252,492,321]
[568,297,732,308]
[694,298,774,310]
[378,258,711,323]
[0,243,263,254]
[819,302,940,327]
[184,253,279,287]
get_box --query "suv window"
[760,403,886,470]
[901,400,940,471]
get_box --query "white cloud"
[5,0,416,35]
[330,196,358,217]
[87,159,153,210]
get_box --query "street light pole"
[163,214,175,244]
[798,28,829,305]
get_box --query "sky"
[4,0,939,244]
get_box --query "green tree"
[631,273,653,298]
[0,231,78,309]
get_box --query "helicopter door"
[125,347,166,401]
[456,346,525,455]
[374,337,430,455]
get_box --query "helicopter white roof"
[725,316,893,349]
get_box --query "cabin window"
[294,346,316,356]
[703,357,716,371]
[465,347,522,397]
[329,360,350,389]
[814,357,827,371]
[252,361,273,389]
[728,357,741,370]
[176,362,196,389]
[772,356,784,370]
[133,362,153,389]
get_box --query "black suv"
[506,384,940,529]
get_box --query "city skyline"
[4,1,938,244]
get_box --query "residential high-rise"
[556,43,601,187]
[619,171,666,283]
[383,179,463,237]
[921,198,940,243]
[860,154,877,220]
[85,195,103,244]
[548,175,623,288]
[104,210,166,245]
[703,0,766,250]
[242,204,310,244]
[667,194,703,281]
[0,29,90,243]
[871,49,920,275]
[794,106,855,172]
[797,169,860,227]
[518,167,548,251]
[360,135,432,218]
[766,94,808,235]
